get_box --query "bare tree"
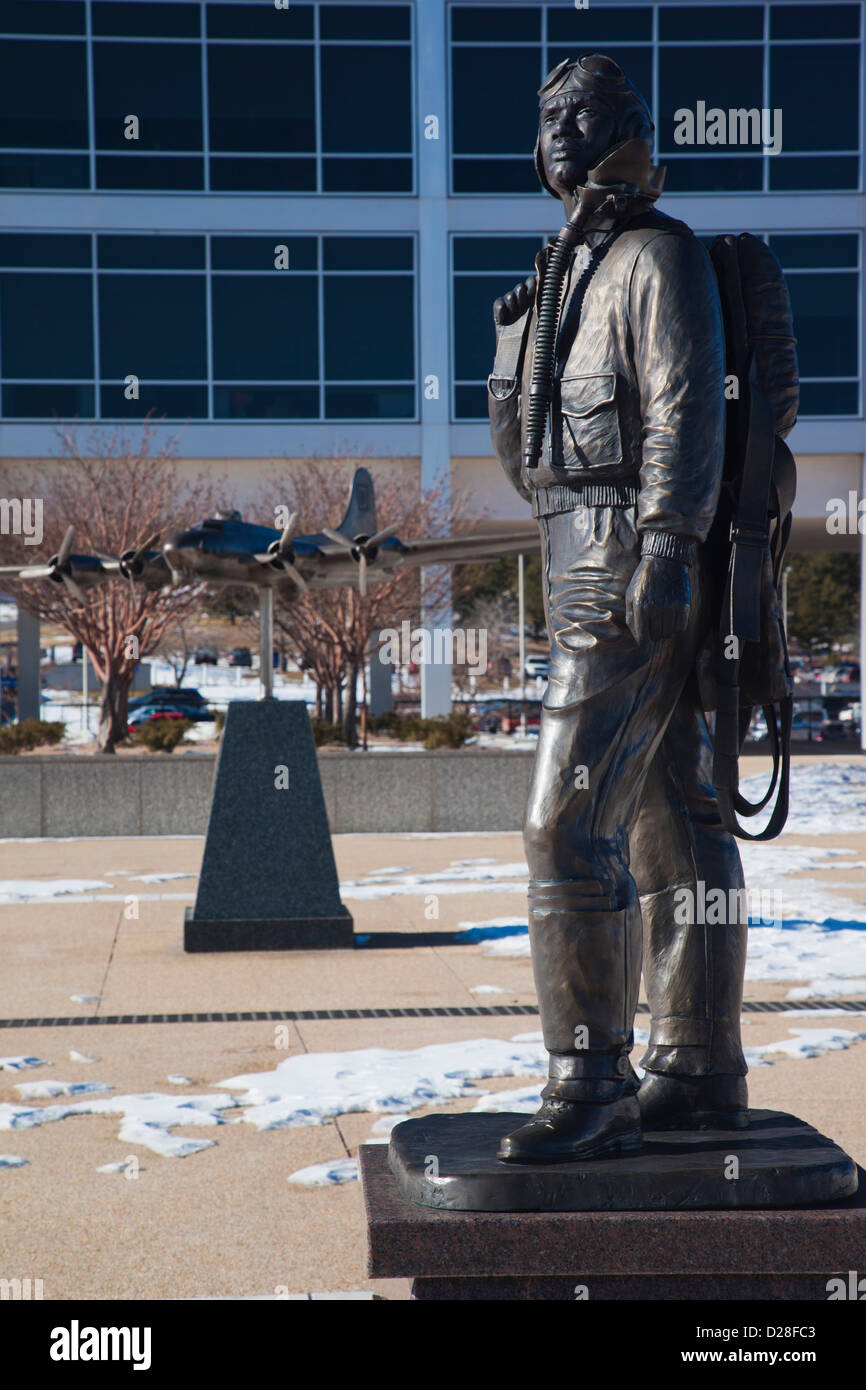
[0,423,229,752]
[256,460,457,745]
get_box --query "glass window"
[454,237,542,272]
[452,47,539,155]
[325,385,414,419]
[209,157,316,192]
[321,4,410,41]
[212,237,317,271]
[96,156,204,190]
[664,156,763,193]
[451,7,540,43]
[92,2,200,37]
[0,39,87,147]
[93,42,202,150]
[659,5,762,41]
[770,4,861,40]
[659,46,764,154]
[0,234,91,267]
[0,273,92,377]
[99,383,207,418]
[324,276,414,380]
[206,1,313,40]
[208,45,315,151]
[798,382,859,415]
[322,158,412,192]
[769,156,859,191]
[0,1,85,34]
[547,5,652,42]
[212,276,318,380]
[786,272,858,380]
[97,235,205,269]
[98,274,206,379]
[769,234,859,269]
[321,45,411,153]
[323,238,412,271]
[0,153,89,188]
[214,385,318,420]
[454,384,486,420]
[770,45,860,151]
[3,383,94,417]
[454,276,501,382]
[452,158,539,194]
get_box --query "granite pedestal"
[184,700,353,951]
[361,1115,864,1300]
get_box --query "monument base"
[387,1110,858,1211]
[183,906,354,952]
[361,1141,865,1302]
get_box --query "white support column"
[417,0,452,717]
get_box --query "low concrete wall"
[0,749,536,838]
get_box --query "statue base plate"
[388,1110,858,1211]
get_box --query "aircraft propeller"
[321,524,401,597]
[253,512,308,591]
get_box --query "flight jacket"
[488,207,726,566]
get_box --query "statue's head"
[535,54,654,201]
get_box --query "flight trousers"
[524,501,748,1101]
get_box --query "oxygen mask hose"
[522,194,593,473]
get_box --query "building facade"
[0,0,864,710]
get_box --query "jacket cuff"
[640,530,698,566]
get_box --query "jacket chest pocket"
[557,372,623,471]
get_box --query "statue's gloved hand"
[493,276,537,327]
[625,556,691,644]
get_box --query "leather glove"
[493,276,537,327]
[625,555,691,644]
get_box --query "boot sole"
[644,1109,749,1132]
[498,1127,643,1165]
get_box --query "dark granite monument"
[184,699,353,951]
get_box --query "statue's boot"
[499,898,643,1163]
[638,884,749,1131]
[638,1072,748,1131]
[498,1090,642,1163]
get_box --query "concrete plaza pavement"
[1,759,865,1300]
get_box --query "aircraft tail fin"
[337,467,377,539]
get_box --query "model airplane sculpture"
[1,469,535,600]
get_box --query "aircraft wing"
[375,530,539,568]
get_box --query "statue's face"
[538,94,618,198]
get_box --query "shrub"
[133,718,191,753]
[367,710,473,749]
[309,716,345,747]
[0,719,66,754]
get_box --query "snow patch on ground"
[15,1080,113,1100]
[219,1038,549,1130]
[787,978,866,1000]
[740,762,866,836]
[0,1056,47,1072]
[69,1051,98,1063]
[0,879,111,903]
[0,1154,28,1168]
[287,1158,359,1187]
[0,1092,238,1157]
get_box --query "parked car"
[127,705,189,732]
[833,663,860,685]
[500,699,543,734]
[524,654,550,680]
[228,647,252,668]
[193,645,218,665]
[128,687,211,722]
